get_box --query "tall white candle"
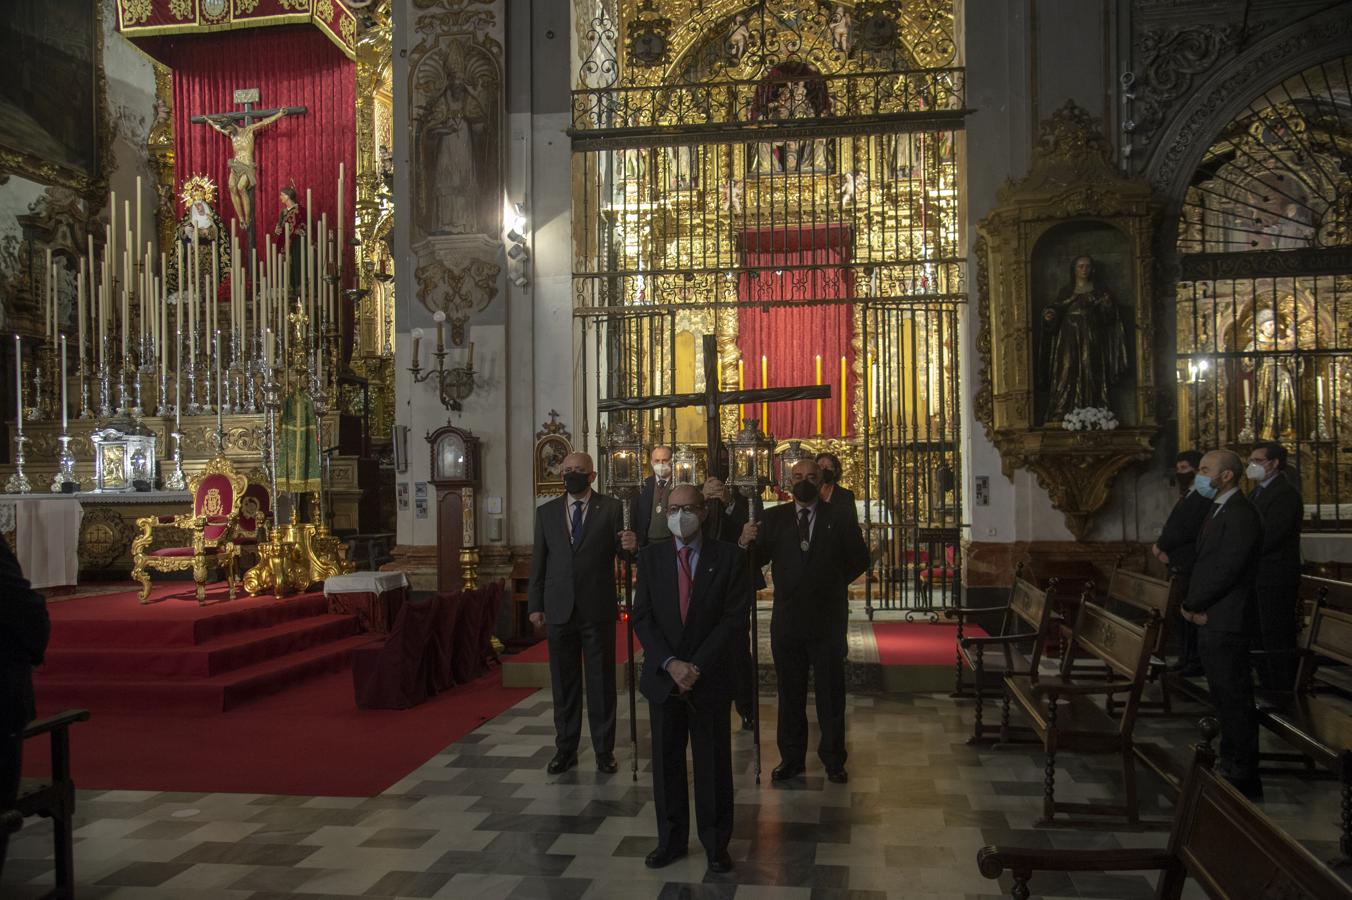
[13,335,22,436]
[59,333,68,432]
[45,249,53,340]
[175,329,182,429]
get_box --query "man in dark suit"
[634,445,674,547]
[0,534,50,879]
[740,458,869,784]
[528,451,638,774]
[1246,441,1304,689]
[1182,449,1263,799]
[1153,450,1210,676]
[633,484,749,875]
[815,452,857,522]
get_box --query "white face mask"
[1246,462,1269,482]
[667,509,701,540]
[652,462,672,479]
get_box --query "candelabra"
[164,430,188,490]
[5,434,31,494]
[26,364,43,422]
[310,377,330,534]
[408,325,476,413]
[157,369,170,418]
[117,360,131,415]
[79,350,94,419]
[98,348,113,419]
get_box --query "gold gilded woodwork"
[975,101,1161,540]
[243,521,353,598]
[130,455,248,606]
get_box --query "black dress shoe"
[826,767,849,784]
[644,846,687,869]
[707,850,733,873]
[771,763,804,782]
[595,752,618,774]
[546,752,578,775]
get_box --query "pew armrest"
[1032,680,1135,697]
[23,709,91,739]
[978,846,1174,880]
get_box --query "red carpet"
[27,668,533,796]
[870,621,988,667]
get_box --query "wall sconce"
[506,200,529,289]
[409,311,476,413]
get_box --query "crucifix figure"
[598,334,830,480]
[191,89,307,235]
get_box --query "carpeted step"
[49,592,332,648]
[35,633,377,715]
[38,614,362,679]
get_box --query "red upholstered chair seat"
[149,546,198,558]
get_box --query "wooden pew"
[953,577,1059,743]
[1255,598,1352,859]
[1093,568,1177,716]
[10,709,90,900]
[976,720,1352,900]
[1002,602,1161,827]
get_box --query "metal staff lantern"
[729,418,773,498]
[605,419,643,499]
[672,443,698,486]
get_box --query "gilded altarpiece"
[976,102,1162,540]
[571,0,967,611]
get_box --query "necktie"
[570,500,584,544]
[798,507,811,552]
[677,546,693,623]
[1199,502,1221,540]
[1250,484,1264,501]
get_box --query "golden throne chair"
[233,478,273,569]
[131,456,247,605]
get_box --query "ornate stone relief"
[976,101,1162,540]
[408,0,504,342]
[1128,25,1239,154]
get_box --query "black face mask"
[1175,472,1195,490]
[563,472,591,495]
[791,480,820,503]
[820,468,838,484]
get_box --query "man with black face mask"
[814,452,857,523]
[1153,449,1209,676]
[633,484,749,874]
[739,459,868,784]
[528,452,639,775]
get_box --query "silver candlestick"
[25,365,43,421]
[164,430,188,490]
[116,362,131,415]
[5,434,32,493]
[311,380,330,532]
[79,351,93,419]
[262,365,283,517]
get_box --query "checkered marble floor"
[3,682,1346,900]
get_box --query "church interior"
[2,0,1352,897]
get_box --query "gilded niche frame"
[975,101,1161,540]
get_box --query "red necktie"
[677,545,693,623]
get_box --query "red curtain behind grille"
[737,225,855,439]
[144,26,355,281]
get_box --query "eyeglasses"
[668,504,704,514]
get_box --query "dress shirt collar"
[674,532,703,555]
[566,489,593,505]
[1259,471,1281,488]
[1213,486,1240,509]
[794,499,819,516]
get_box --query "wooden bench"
[8,708,90,900]
[1003,601,1161,827]
[1094,568,1177,716]
[950,575,1059,742]
[1255,598,1352,859]
[977,720,1352,900]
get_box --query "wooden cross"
[188,88,307,128]
[598,334,830,479]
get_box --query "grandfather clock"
[426,424,482,591]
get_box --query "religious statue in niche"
[201,107,300,230]
[750,65,831,175]
[1040,255,1128,422]
[666,145,697,190]
[828,4,852,55]
[1240,308,1302,440]
[417,61,492,236]
[274,185,306,297]
[727,14,751,64]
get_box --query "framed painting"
[0,0,105,193]
[534,434,571,497]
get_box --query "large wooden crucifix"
[598,334,831,479]
[190,88,307,246]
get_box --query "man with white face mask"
[636,445,676,547]
[633,484,750,874]
[1245,441,1303,689]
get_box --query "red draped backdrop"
[143,26,355,280]
[737,226,856,439]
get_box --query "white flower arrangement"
[1061,407,1119,431]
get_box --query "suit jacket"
[527,492,627,625]
[705,488,751,544]
[1184,492,1262,635]
[748,497,869,638]
[1250,475,1303,588]
[0,535,49,728]
[633,537,750,705]
[1156,489,1212,578]
[820,484,858,522]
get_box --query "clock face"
[437,434,467,481]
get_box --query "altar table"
[324,571,410,634]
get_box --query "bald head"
[790,458,821,484]
[561,452,594,475]
[667,484,703,510]
[1199,449,1242,493]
